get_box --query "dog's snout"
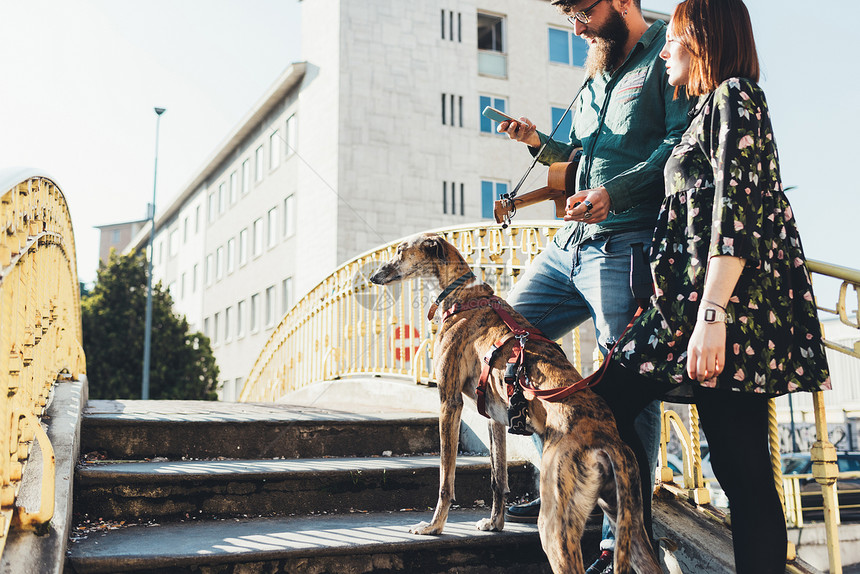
[370,264,396,285]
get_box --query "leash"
[522,306,644,403]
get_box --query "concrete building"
[95,218,148,266]
[120,0,668,400]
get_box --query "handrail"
[242,221,858,573]
[0,170,85,556]
[240,222,578,401]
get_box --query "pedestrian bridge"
[2,170,859,573]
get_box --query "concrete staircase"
[64,399,568,574]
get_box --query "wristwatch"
[698,307,727,324]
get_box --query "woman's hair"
[671,0,760,96]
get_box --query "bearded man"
[497,1,692,572]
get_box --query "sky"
[1,0,857,308]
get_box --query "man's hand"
[564,187,611,223]
[498,117,541,148]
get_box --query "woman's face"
[659,22,692,86]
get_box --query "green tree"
[81,249,219,400]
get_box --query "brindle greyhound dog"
[370,233,660,574]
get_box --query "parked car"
[781,451,860,521]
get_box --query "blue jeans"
[507,229,661,549]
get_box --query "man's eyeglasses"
[567,0,604,25]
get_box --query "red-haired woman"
[592,0,831,572]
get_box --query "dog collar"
[427,271,476,321]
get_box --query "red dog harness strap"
[443,296,558,418]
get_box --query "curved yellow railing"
[240,222,574,402]
[241,221,857,573]
[0,169,85,554]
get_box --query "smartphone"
[482,106,516,125]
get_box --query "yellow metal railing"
[0,169,85,554]
[241,222,857,573]
[240,223,582,401]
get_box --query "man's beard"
[583,7,629,78]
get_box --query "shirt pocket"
[615,68,648,105]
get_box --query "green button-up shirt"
[533,20,693,248]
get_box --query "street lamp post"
[142,107,166,400]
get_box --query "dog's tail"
[607,444,662,574]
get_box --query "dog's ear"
[423,235,447,262]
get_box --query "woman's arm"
[687,255,745,381]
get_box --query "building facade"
[121,0,668,400]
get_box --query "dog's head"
[370,233,464,286]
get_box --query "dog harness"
[441,295,577,435]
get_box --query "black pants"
[593,362,788,574]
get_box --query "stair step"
[74,455,537,521]
[81,400,439,460]
[65,509,572,574]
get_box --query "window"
[192,263,199,292]
[282,277,293,314]
[441,10,462,42]
[213,312,220,344]
[253,218,264,257]
[255,145,264,182]
[227,238,235,274]
[242,159,250,195]
[548,27,588,68]
[283,195,295,237]
[208,192,216,222]
[224,306,232,342]
[285,115,297,157]
[203,317,210,338]
[443,182,465,215]
[270,130,281,170]
[180,272,186,299]
[478,13,506,77]
[239,228,248,266]
[267,207,278,248]
[230,171,238,204]
[265,285,276,327]
[551,106,574,144]
[156,241,163,265]
[237,300,246,338]
[111,229,121,243]
[169,229,179,257]
[216,246,224,281]
[205,254,214,286]
[183,217,189,242]
[218,182,226,214]
[482,180,509,219]
[441,93,463,127]
[480,95,508,134]
[250,293,260,332]
[195,205,201,233]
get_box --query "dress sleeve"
[706,78,769,263]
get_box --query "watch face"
[704,308,716,322]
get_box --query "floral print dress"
[612,77,830,397]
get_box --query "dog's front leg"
[409,396,463,535]
[476,418,507,531]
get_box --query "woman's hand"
[498,117,541,147]
[686,319,726,382]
